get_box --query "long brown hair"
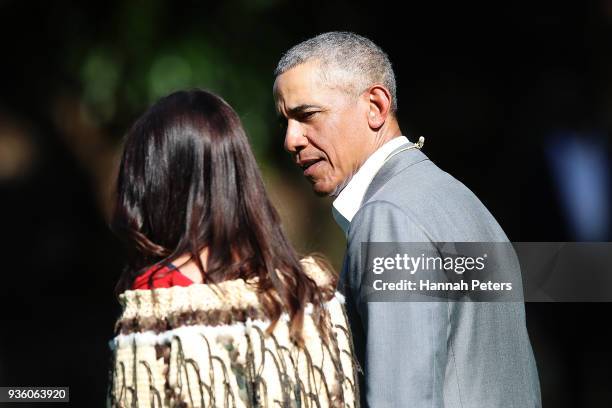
[111,89,332,344]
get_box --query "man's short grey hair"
[275,32,397,112]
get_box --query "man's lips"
[297,158,324,177]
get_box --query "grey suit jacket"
[340,145,541,407]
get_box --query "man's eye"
[299,111,317,121]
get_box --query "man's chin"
[310,181,336,197]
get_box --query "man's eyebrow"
[287,104,321,116]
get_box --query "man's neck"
[366,120,403,168]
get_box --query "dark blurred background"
[0,0,611,406]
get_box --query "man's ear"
[366,85,393,129]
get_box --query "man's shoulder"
[355,157,509,242]
[362,157,457,214]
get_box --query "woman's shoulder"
[116,257,340,332]
[129,256,334,290]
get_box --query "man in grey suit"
[273,32,541,407]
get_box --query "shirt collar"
[332,136,410,235]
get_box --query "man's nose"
[284,120,308,153]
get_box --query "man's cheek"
[322,162,335,180]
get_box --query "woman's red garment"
[132,263,194,289]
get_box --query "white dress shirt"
[332,136,411,235]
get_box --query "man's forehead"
[274,61,325,102]
[274,61,358,115]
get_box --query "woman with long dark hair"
[107,90,358,407]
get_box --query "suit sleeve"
[343,200,448,408]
